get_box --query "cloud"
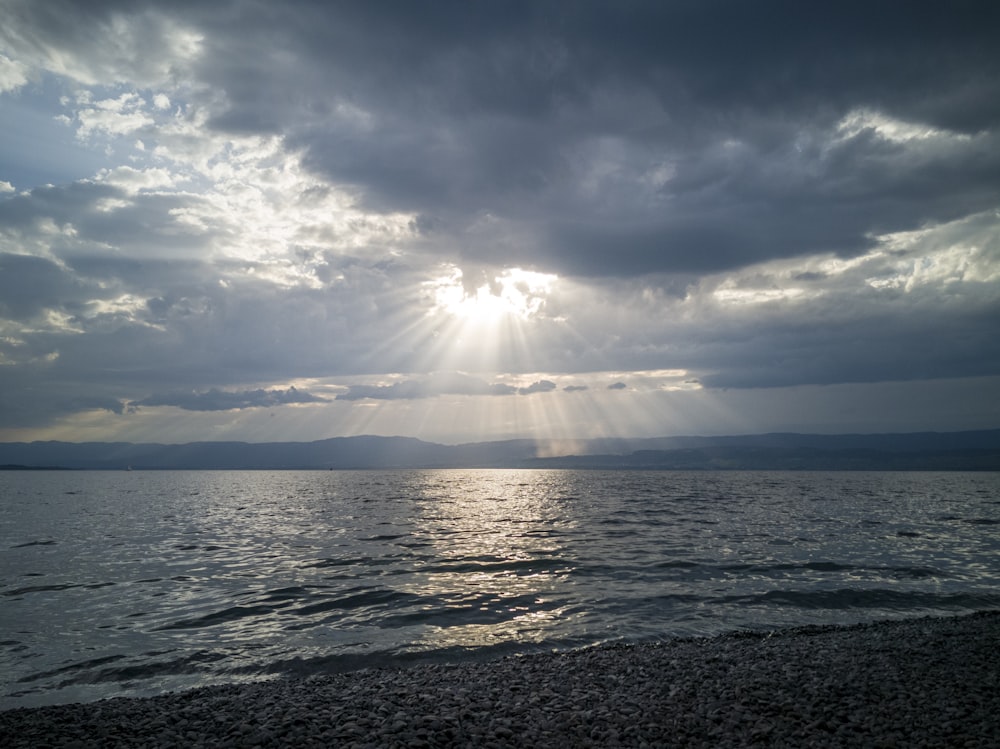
[518,379,557,395]
[245,1,1000,279]
[607,382,627,390]
[335,373,494,401]
[0,1,202,89]
[130,387,328,412]
[1,1,998,441]
[66,396,128,415]
[0,252,89,319]
[334,374,564,401]
[488,383,518,396]
[74,91,155,138]
[0,53,27,93]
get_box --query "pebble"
[2,612,999,747]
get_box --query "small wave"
[10,540,57,548]
[16,654,127,684]
[300,556,371,569]
[257,585,317,602]
[518,529,571,538]
[289,587,419,618]
[721,588,1000,611]
[15,650,229,690]
[652,560,701,569]
[606,593,705,612]
[714,561,940,579]
[156,604,278,630]
[418,557,569,575]
[720,561,853,573]
[377,592,558,629]
[3,583,83,597]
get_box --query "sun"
[428,266,556,324]
[408,264,559,373]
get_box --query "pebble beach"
[2,611,998,748]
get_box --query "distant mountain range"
[2,430,999,470]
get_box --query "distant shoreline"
[1,429,999,471]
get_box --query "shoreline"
[2,610,998,747]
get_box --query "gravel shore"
[2,611,998,748]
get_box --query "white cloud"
[96,165,180,193]
[0,53,28,92]
[74,92,154,138]
[837,108,971,144]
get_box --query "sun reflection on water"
[395,469,582,650]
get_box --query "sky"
[1,0,999,447]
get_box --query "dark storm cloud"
[0,181,222,263]
[0,181,119,232]
[0,253,86,318]
[543,128,1000,276]
[130,387,328,412]
[166,0,1000,277]
[696,306,1000,390]
[0,378,130,428]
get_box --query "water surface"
[2,469,998,708]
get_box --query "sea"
[2,469,999,709]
